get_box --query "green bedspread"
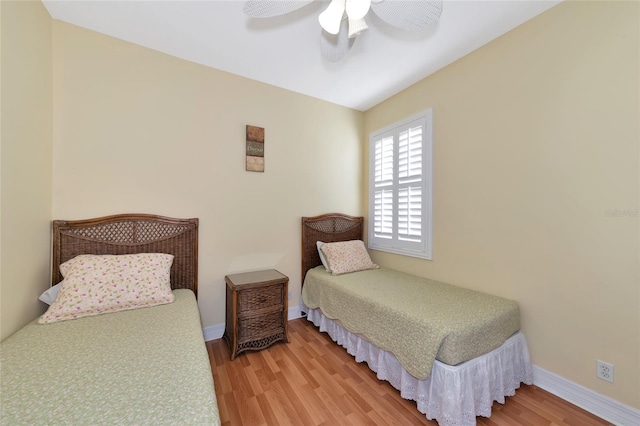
[0,289,220,425]
[302,267,520,380]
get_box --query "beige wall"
[0,1,53,341]
[51,21,363,329]
[364,1,639,409]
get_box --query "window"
[368,108,433,259]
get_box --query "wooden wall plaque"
[246,125,264,172]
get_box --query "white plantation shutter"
[375,136,394,183]
[398,186,421,242]
[374,189,393,239]
[398,126,422,180]
[369,109,432,259]
[373,136,394,240]
[398,125,423,244]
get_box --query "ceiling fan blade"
[320,18,355,62]
[370,0,443,31]
[243,0,315,18]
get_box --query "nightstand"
[223,269,289,360]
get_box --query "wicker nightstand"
[223,269,289,360]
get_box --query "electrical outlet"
[596,360,614,383]
[288,290,292,300]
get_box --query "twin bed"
[301,213,533,426]
[0,214,220,425]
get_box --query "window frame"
[368,108,433,260]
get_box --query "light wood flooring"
[207,318,611,426]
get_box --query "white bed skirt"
[306,308,534,426]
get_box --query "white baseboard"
[287,305,303,320]
[202,323,225,342]
[534,365,640,425]
[203,305,303,342]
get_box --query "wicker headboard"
[301,213,364,285]
[52,214,199,296]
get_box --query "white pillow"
[319,240,379,276]
[39,253,175,324]
[39,282,63,305]
[316,241,330,272]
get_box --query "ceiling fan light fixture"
[348,17,368,38]
[345,0,371,20]
[243,0,444,62]
[319,0,346,35]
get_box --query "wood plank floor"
[207,318,611,426]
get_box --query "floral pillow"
[320,240,379,275]
[39,253,175,324]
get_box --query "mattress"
[0,289,220,425]
[302,266,520,380]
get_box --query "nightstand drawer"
[238,284,283,313]
[238,310,284,341]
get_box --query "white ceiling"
[42,0,562,111]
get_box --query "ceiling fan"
[243,0,443,62]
